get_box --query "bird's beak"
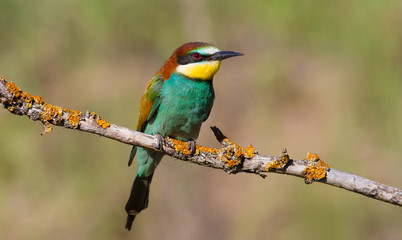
[208,51,244,61]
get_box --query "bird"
[125,42,243,230]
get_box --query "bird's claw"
[188,139,196,156]
[156,134,165,151]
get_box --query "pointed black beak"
[208,51,244,61]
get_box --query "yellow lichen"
[223,138,255,158]
[40,104,52,122]
[32,95,44,104]
[41,104,63,121]
[96,116,110,128]
[5,81,36,109]
[265,147,290,171]
[52,105,63,116]
[219,138,255,167]
[166,137,193,155]
[6,82,22,98]
[2,79,100,132]
[20,91,32,106]
[196,145,219,155]
[66,109,81,128]
[166,136,255,168]
[304,152,330,184]
[42,122,53,134]
[244,145,256,158]
[88,112,110,129]
[38,104,68,133]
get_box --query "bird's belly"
[154,100,211,140]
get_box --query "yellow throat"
[176,61,221,80]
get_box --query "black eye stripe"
[177,53,207,65]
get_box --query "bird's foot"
[156,134,165,151]
[188,139,196,156]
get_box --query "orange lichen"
[96,116,110,129]
[265,147,290,171]
[66,109,81,128]
[50,105,62,116]
[196,145,219,155]
[42,122,53,134]
[53,106,63,116]
[2,79,112,133]
[166,137,193,155]
[40,104,53,122]
[6,81,22,98]
[32,95,44,104]
[40,104,64,123]
[5,81,37,108]
[20,91,33,107]
[218,138,255,167]
[88,112,110,129]
[222,138,255,158]
[304,152,330,184]
[166,136,255,168]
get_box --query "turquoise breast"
[145,73,215,141]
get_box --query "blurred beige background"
[1,0,401,239]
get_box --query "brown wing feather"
[136,75,164,132]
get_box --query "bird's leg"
[155,134,165,151]
[188,139,196,156]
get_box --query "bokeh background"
[1,0,402,239]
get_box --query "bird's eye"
[192,52,201,60]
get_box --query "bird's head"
[158,42,243,81]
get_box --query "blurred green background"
[1,0,401,239]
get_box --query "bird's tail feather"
[128,146,137,166]
[124,174,153,231]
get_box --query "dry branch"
[1,77,401,207]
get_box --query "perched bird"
[125,42,243,230]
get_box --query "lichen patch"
[304,152,330,184]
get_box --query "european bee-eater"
[125,42,243,230]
